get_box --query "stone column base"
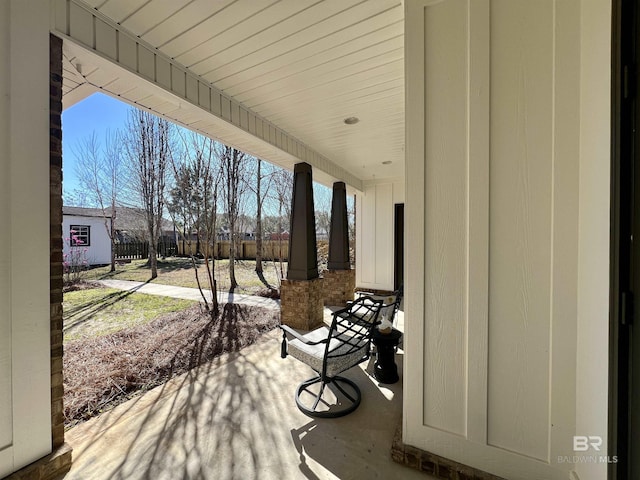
[323,269,355,306]
[280,277,324,330]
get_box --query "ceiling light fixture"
[344,116,359,125]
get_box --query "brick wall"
[50,33,65,452]
[322,269,355,306]
[280,278,324,330]
[391,426,505,480]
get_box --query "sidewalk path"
[95,279,280,310]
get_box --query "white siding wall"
[403,1,607,479]
[576,1,612,479]
[62,215,112,266]
[355,178,404,291]
[0,0,52,476]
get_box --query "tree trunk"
[149,239,158,279]
[109,214,116,272]
[255,159,263,274]
[229,234,237,289]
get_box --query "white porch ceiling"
[56,0,405,189]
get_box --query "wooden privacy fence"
[114,240,177,260]
[177,240,289,260]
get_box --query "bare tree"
[314,184,332,241]
[122,109,172,279]
[74,130,124,272]
[63,187,90,208]
[169,133,221,316]
[247,158,275,287]
[270,167,294,282]
[219,145,249,291]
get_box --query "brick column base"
[323,269,355,306]
[7,443,72,480]
[391,425,506,480]
[280,278,324,330]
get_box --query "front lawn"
[63,301,280,428]
[63,285,197,342]
[83,257,286,295]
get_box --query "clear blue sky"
[62,92,131,194]
[61,91,337,212]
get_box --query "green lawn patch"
[63,286,197,342]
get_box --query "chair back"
[355,285,403,327]
[321,296,383,377]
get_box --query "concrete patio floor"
[63,306,432,480]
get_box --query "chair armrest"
[279,324,328,345]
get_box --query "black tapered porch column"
[327,182,350,269]
[281,163,323,330]
[287,162,318,280]
[323,181,355,306]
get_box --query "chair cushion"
[287,327,369,378]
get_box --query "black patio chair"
[354,285,404,330]
[279,295,384,418]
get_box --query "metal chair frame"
[280,295,383,418]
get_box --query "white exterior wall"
[576,1,611,479]
[0,0,53,476]
[62,215,112,266]
[404,1,609,479]
[355,178,404,291]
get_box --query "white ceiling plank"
[218,21,403,95]
[161,0,276,60]
[179,0,319,70]
[244,58,403,110]
[266,86,404,124]
[194,0,401,79]
[142,0,237,47]
[121,0,191,37]
[82,0,107,7]
[231,41,403,105]
[98,0,149,24]
[188,0,362,76]
[85,67,119,87]
[103,76,138,96]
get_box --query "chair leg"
[295,375,362,418]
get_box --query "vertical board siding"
[405,0,580,477]
[422,0,468,437]
[95,18,117,60]
[359,189,376,283]
[487,0,554,461]
[0,0,12,461]
[356,183,394,290]
[374,184,393,285]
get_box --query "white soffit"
[52,0,405,188]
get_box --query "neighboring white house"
[62,206,112,266]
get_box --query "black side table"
[371,328,402,384]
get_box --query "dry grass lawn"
[64,302,280,427]
[84,257,287,295]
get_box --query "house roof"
[63,206,112,218]
[56,0,404,192]
[116,206,173,233]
